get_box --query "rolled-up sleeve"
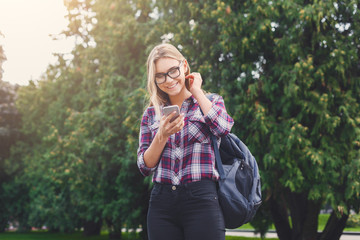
[203,95,234,137]
[137,109,158,176]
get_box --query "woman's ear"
[183,59,189,76]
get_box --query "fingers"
[185,72,201,79]
[185,74,193,79]
[170,114,184,132]
[168,113,184,133]
[166,111,182,124]
[185,72,202,90]
[185,75,194,87]
[160,113,185,137]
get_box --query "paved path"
[225,230,360,240]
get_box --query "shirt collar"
[187,95,197,104]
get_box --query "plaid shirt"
[137,94,234,185]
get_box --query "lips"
[167,82,178,89]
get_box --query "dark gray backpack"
[210,133,262,228]
[205,94,262,229]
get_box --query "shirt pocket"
[187,114,210,144]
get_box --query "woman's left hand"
[185,72,212,115]
[185,72,203,95]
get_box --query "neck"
[169,89,192,108]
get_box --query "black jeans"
[147,180,225,240]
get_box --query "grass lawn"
[0,232,110,240]
[0,232,274,240]
[238,214,360,232]
[1,214,358,240]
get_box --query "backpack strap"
[210,134,226,180]
[201,93,226,180]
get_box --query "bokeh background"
[0,0,359,240]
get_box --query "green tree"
[215,1,360,239]
[154,0,360,239]
[6,1,359,240]
[0,82,21,232]
[0,35,24,232]
[6,0,156,238]
[11,69,85,233]
[57,0,155,237]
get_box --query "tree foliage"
[154,0,360,239]
[1,1,359,240]
[0,36,23,232]
[3,0,155,237]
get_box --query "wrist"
[157,129,169,143]
[191,88,203,98]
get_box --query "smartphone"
[163,105,180,122]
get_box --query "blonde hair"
[146,43,190,117]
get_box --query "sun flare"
[0,0,75,85]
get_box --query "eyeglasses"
[155,61,183,85]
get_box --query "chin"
[170,86,186,96]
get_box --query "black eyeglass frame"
[154,60,184,85]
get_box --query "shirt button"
[172,186,176,191]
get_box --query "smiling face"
[146,43,191,116]
[155,57,187,98]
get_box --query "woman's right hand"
[158,111,185,140]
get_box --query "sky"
[0,0,75,86]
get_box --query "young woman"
[137,43,234,240]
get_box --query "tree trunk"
[269,195,292,240]
[17,223,32,233]
[0,194,9,232]
[105,218,122,240]
[287,192,307,240]
[109,231,122,240]
[48,227,60,233]
[302,200,321,240]
[83,219,102,236]
[0,216,7,233]
[270,191,321,240]
[318,211,349,240]
[287,192,321,240]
